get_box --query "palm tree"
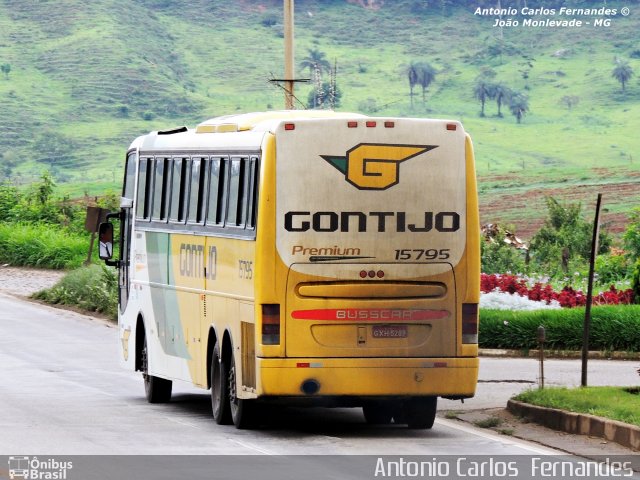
[473,77,494,117]
[493,83,512,117]
[509,92,529,124]
[299,48,331,84]
[406,63,420,106]
[416,62,437,104]
[612,60,633,92]
[1,63,10,79]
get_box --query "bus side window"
[152,157,170,222]
[206,156,227,226]
[227,157,248,227]
[169,158,188,223]
[124,152,136,201]
[188,157,207,225]
[247,157,259,229]
[136,158,153,221]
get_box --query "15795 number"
[394,249,450,261]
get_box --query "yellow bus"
[100,110,480,429]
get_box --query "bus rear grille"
[295,281,447,299]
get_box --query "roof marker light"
[384,121,395,128]
[347,121,358,128]
[366,121,377,128]
[284,123,295,131]
[446,123,457,131]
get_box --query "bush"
[632,259,640,303]
[479,306,640,351]
[33,265,118,319]
[595,253,630,285]
[0,223,90,269]
[481,239,527,275]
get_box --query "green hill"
[0,0,638,238]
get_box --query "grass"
[515,386,640,427]
[0,223,91,269]
[33,265,118,320]
[473,417,502,428]
[0,1,638,235]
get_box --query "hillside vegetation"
[0,0,638,237]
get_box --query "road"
[1,291,635,464]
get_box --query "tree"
[612,59,633,92]
[473,77,495,117]
[560,95,580,110]
[299,48,331,84]
[493,83,512,117]
[407,61,436,106]
[307,81,342,109]
[623,207,640,261]
[416,62,436,104]
[406,63,420,105]
[1,63,10,79]
[509,91,529,124]
[529,197,611,274]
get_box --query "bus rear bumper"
[256,357,478,398]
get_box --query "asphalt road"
[2,292,633,461]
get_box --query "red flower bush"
[480,273,634,308]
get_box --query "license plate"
[372,325,408,338]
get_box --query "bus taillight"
[462,303,478,344]
[262,304,281,345]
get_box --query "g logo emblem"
[321,143,437,190]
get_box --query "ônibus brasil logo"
[321,143,437,190]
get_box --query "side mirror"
[98,222,114,260]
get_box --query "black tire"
[229,352,258,429]
[405,396,438,429]
[392,402,408,425]
[362,402,393,425]
[211,342,231,424]
[141,335,172,403]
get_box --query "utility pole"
[284,0,295,109]
[581,193,603,387]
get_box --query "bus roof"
[129,111,463,153]
[196,110,367,133]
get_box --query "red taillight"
[284,123,295,131]
[462,303,478,344]
[262,304,280,345]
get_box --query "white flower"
[480,291,561,311]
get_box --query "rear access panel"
[284,263,457,358]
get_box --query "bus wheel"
[228,353,258,429]
[405,396,437,429]
[211,342,231,425]
[141,336,172,403]
[362,402,393,425]
[392,402,408,425]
